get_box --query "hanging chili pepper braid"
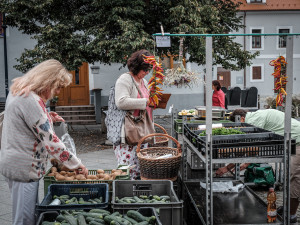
[143,55,165,108]
[269,56,288,107]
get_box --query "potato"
[103,174,110,180]
[56,174,65,181]
[121,172,127,175]
[97,169,105,174]
[65,176,74,181]
[111,169,117,173]
[51,167,58,173]
[97,173,104,179]
[67,172,76,177]
[60,171,67,175]
[87,175,97,180]
[48,173,55,176]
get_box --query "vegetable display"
[199,127,245,136]
[47,166,127,181]
[143,55,165,108]
[269,56,288,107]
[40,209,156,225]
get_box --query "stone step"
[56,105,95,111]
[62,115,96,120]
[65,120,97,125]
[57,110,95,116]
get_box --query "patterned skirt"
[114,143,148,180]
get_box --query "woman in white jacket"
[114,49,153,179]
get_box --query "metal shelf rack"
[155,32,300,225]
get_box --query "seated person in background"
[212,80,225,109]
[216,108,300,223]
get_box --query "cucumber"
[123,215,138,224]
[127,210,156,224]
[78,197,85,204]
[127,210,147,222]
[93,198,103,203]
[89,221,105,225]
[133,196,144,203]
[111,212,121,217]
[77,214,87,225]
[112,216,132,225]
[56,214,66,222]
[64,215,78,225]
[136,222,149,225]
[110,221,121,225]
[85,217,105,224]
[153,195,160,201]
[89,209,111,214]
[104,215,117,224]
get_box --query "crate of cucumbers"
[36,207,162,225]
[112,180,183,225]
[36,183,109,215]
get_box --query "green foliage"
[0,0,258,72]
[199,127,245,136]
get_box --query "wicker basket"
[137,133,181,181]
[151,123,169,147]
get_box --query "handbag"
[105,86,126,145]
[124,76,155,146]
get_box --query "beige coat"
[114,72,149,144]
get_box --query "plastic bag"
[244,163,275,185]
[200,181,244,193]
[61,133,77,156]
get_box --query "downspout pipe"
[2,13,9,98]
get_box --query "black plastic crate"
[36,183,109,213]
[112,180,183,225]
[183,123,296,159]
[36,208,162,225]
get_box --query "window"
[278,29,290,48]
[250,64,264,82]
[252,29,261,49]
[0,13,3,36]
[250,27,264,50]
[250,0,262,2]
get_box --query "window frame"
[246,0,266,3]
[276,26,292,50]
[250,64,264,82]
[250,27,264,51]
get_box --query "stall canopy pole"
[205,36,213,225]
[283,35,293,225]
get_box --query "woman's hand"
[75,163,89,177]
[215,166,229,177]
[49,112,65,123]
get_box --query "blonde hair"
[10,59,72,97]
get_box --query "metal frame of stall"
[153,32,299,225]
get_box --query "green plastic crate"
[44,165,130,195]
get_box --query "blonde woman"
[0,59,88,225]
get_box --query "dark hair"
[229,109,248,122]
[212,80,221,91]
[127,49,152,76]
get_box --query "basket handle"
[136,133,181,153]
[154,123,168,134]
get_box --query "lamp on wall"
[90,65,100,74]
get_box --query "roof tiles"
[236,0,300,11]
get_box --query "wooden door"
[57,62,90,106]
[217,67,231,89]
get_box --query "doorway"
[57,62,90,106]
